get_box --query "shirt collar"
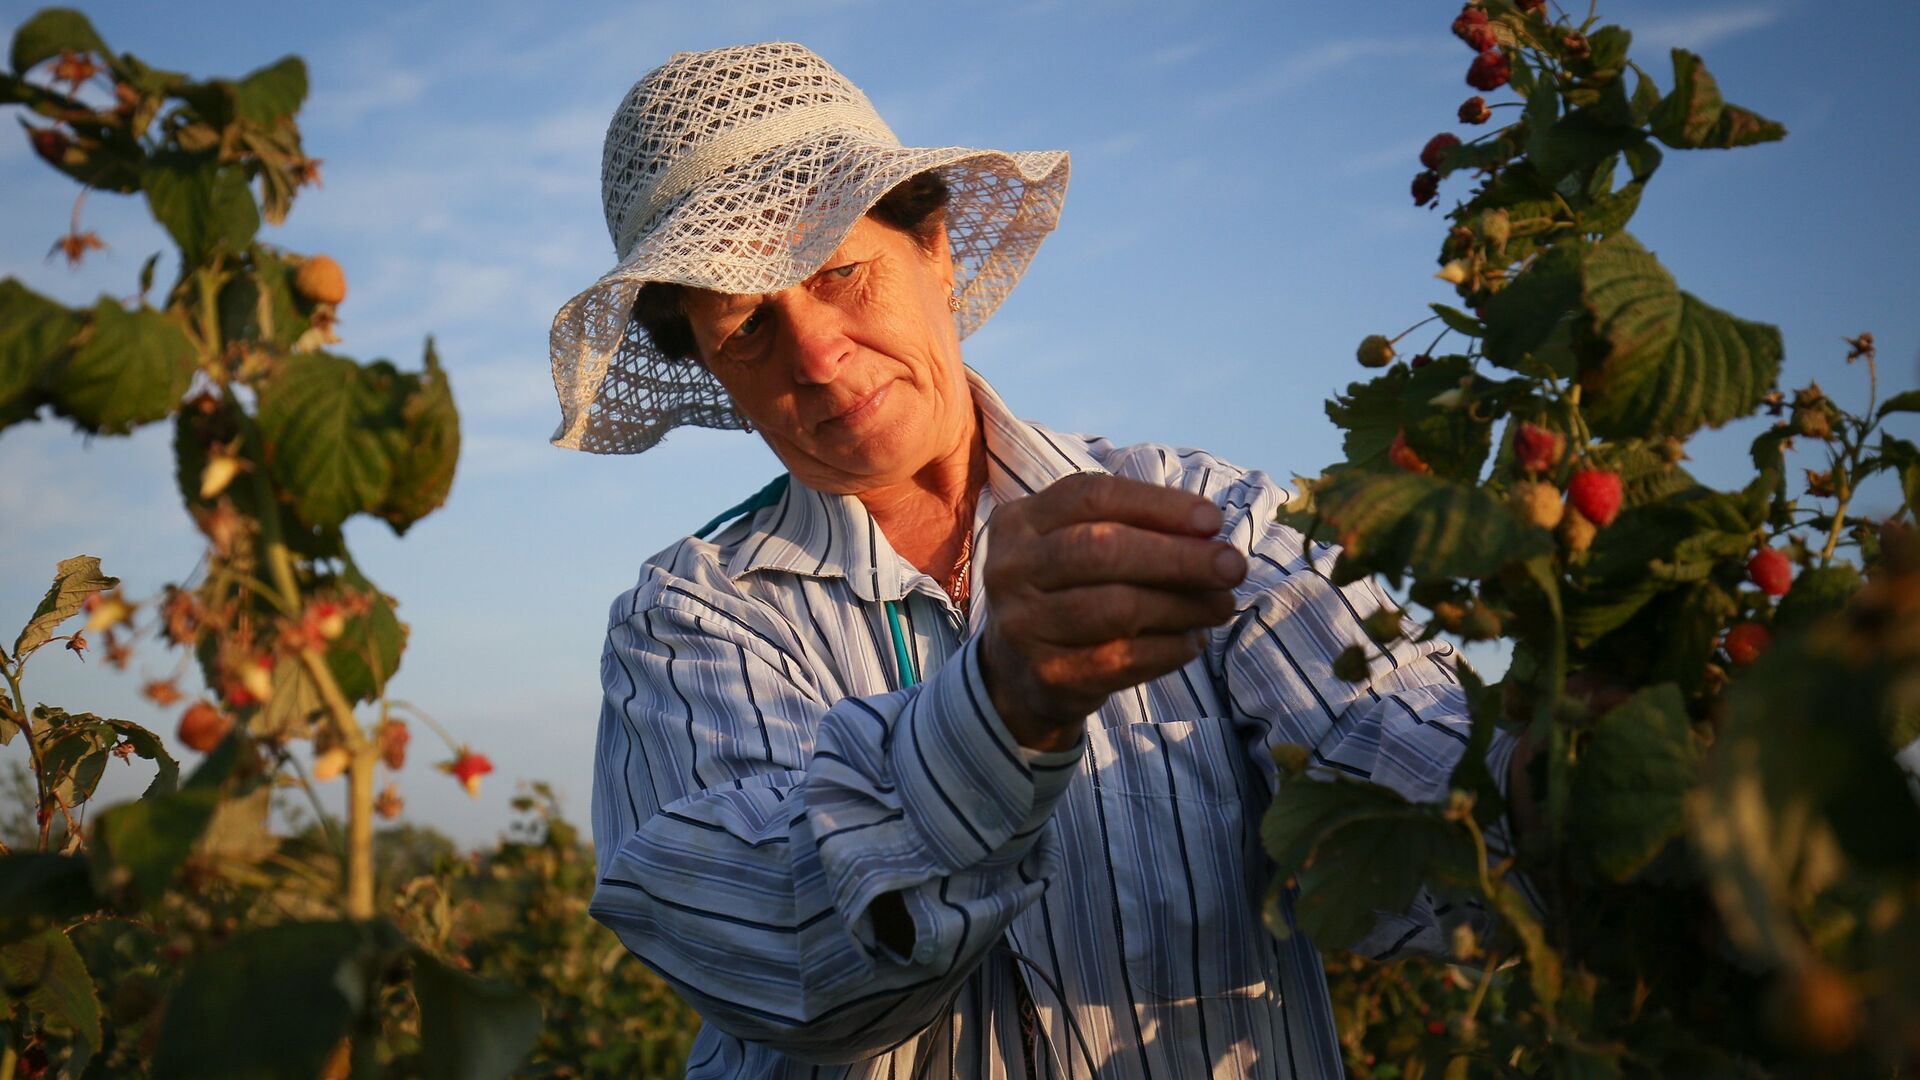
[723,367,1107,602]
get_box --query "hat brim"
[548,140,1068,454]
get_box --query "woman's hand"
[978,473,1247,751]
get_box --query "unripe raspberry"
[1421,133,1462,170]
[1362,607,1404,644]
[1459,603,1502,641]
[1567,469,1623,527]
[1747,548,1793,596]
[27,126,69,165]
[1358,334,1396,368]
[1430,600,1467,633]
[1467,49,1511,91]
[1411,170,1440,208]
[1458,96,1492,124]
[1512,422,1563,474]
[1723,622,1772,666]
[1558,507,1597,554]
[1508,480,1565,529]
[1389,430,1431,474]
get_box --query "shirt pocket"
[1086,715,1269,1002]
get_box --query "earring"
[947,294,962,312]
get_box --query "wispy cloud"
[1196,37,1434,115]
[1633,6,1784,55]
[1144,37,1211,69]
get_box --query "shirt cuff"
[891,633,1084,872]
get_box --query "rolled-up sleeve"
[588,566,1081,1064]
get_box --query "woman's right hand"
[978,473,1247,751]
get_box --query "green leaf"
[8,8,109,76]
[1649,49,1786,150]
[1581,180,1642,237]
[325,563,407,704]
[257,352,399,530]
[1772,564,1861,631]
[1261,773,1477,949]
[1877,389,1920,420]
[1326,368,1407,472]
[0,279,82,427]
[412,951,543,1080]
[1429,303,1482,337]
[142,152,261,268]
[89,786,220,908]
[1578,233,1783,439]
[0,928,101,1051]
[1572,684,1698,880]
[13,554,116,659]
[0,856,96,944]
[1289,470,1554,585]
[376,338,461,534]
[152,921,390,1080]
[232,56,307,125]
[33,707,115,809]
[1484,241,1584,374]
[1398,354,1492,480]
[44,300,196,435]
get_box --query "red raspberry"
[1427,1019,1449,1037]
[1458,96,1492,124]
[27,126,69,164]
[1467,49,1511,91]
[1747,548,1793,597]
[1723,622,1772,666]
[1421,133,1462,170]
[1517,0,1546,12]
[1410,353,1434,369]
[1512,422,1563,474]
[1567,469,1622,527]
[1389,431,1431,474]
[1451,7,1496,51]
[1412,170,1440,207]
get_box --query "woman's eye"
[730,310,765,341]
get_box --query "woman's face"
[680,214,971,495]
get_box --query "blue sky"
[3,1,1917,844]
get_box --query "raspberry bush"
[1274,3,1920,1075]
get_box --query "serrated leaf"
[1261,774,1477,949]
[1293,470,1553,584]
[256,352,399,530]
[1399,354,1492,479]
[14,555,116,659]
[1573,684,1698,880]
[376,338,460,534]
[8,9,109,76]
[412,951,543,1080]
[1484,241,1584,374]
[0,278,82,427]
[1326,368,1408,472]
[151,921,383,1080]
[326,563,406,704]
[232,56,307,125]
[142,151,260,268]
[0,928,101,1051]
[1578,233,1782,439]
[1773,564,1861,631]
[44,300,196,435]
[1650,49,1786,150]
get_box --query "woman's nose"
[781,295,853,385]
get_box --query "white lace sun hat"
[547,41,1072,454]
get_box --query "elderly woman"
[551,43,1507,1079]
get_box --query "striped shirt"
[590,368,1512,1078]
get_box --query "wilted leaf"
[43,300,196,435]
[0,927,101,1051]
[0,278,82,427]
[1650,50,1786,150]
[412,950,543,1080]
[8,9,109,76]
[1579,233,1782,439]
[14,554,117,659]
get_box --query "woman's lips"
[822,381,891,430]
